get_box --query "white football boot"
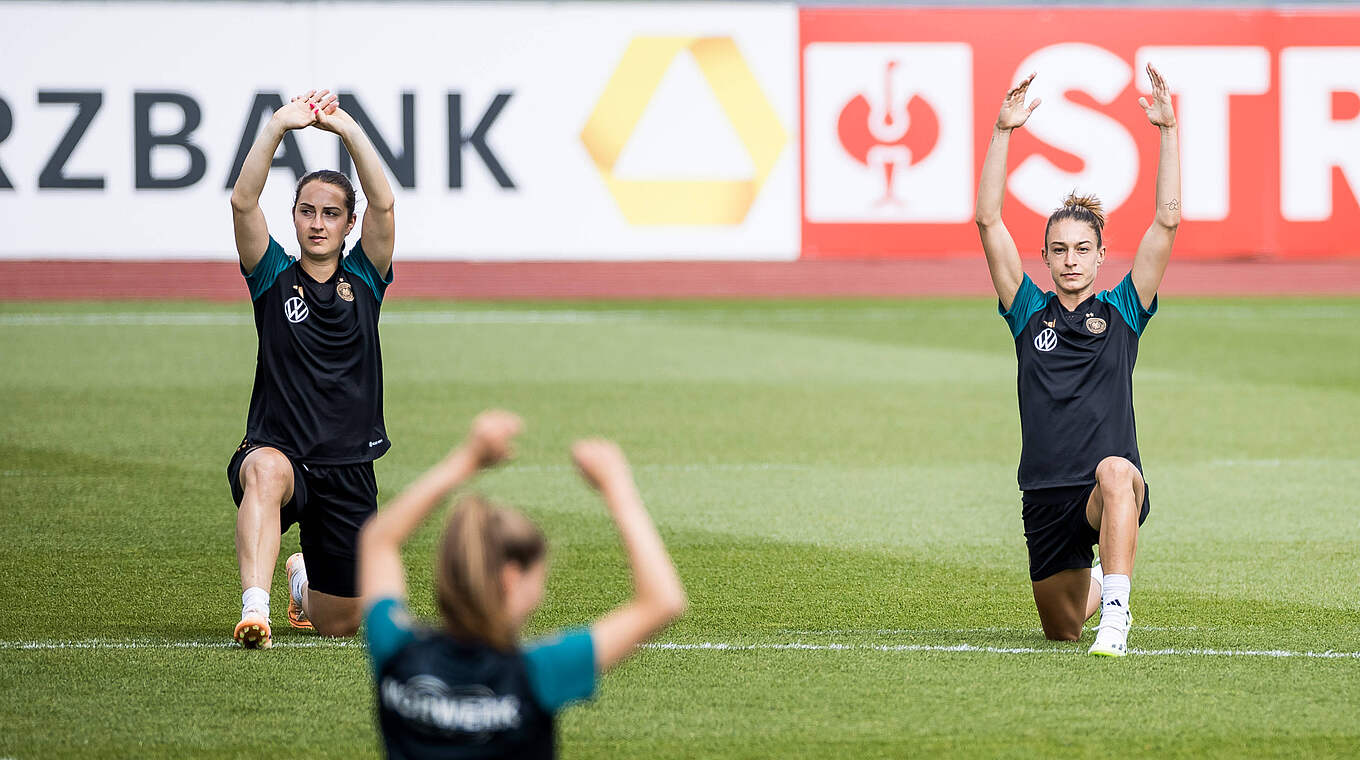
[1088,600,1131,657]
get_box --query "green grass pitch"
[1,296,1358,759]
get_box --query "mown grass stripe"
[5,638,1358,659]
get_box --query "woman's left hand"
[1139,64,1176,130]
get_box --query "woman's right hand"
[996,73,1041,131]
[271,90,325,131]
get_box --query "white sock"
[1099,573,1131,628]
[1090,562,1103,588]
[242,586,270,619]
[289,560,309,605]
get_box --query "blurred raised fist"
[466,410,523,468]
[571,438,633,494]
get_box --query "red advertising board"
[801,7,1360,259]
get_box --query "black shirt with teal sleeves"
[240,236,392,465]
[365,598,597,760]
[999,272,1156,492]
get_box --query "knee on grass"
[311,613,360,638]
[1041,616,1084,642]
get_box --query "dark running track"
[1,259,1359,301]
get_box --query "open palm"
[996,73,1041,130]
[1139,64,1176,129]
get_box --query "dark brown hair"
[1045,191,1106,248]
[435,495,547,651]
[293,170,356,217]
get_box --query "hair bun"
[1061,191,1106,226]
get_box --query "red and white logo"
[804,43,973,223]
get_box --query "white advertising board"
[0,2,798,260]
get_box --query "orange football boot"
[234,610,272,649]
[286,553,315,631]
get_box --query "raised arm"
[229,92,321,273]
[311,95,396,277]
[573,440,687,673]
[976,74,1042,310]
[357,411,523,607]
[1130,64,1181,309]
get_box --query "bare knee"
[313,614,360,638]
[1033,570,1090,642]
[1043,624,1083,642]
[1095,456,1138,488]
[240,449,293,499]
[1039,610,1085,641]
[306,592,362,637]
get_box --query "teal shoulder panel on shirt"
[998,274,1051,339]
[1096,272,1158,336]
[522,627,596,714]
[242,236,293,301]
[364,597,419,676]
[342,240,393,303]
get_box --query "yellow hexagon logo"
[581,36,787,226]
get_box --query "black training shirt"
[240,235,392,465]
[367,598,597,760]
[999,272,1156,491]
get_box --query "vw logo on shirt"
[284,296,309,323]
[1034,327,1058,352]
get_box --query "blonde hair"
[435,495,547,651]
[1045,191,1106,247]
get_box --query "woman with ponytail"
[974,65,1180,657]
[357,411,686,758]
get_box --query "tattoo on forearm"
[1166,199,1180,211]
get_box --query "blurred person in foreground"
[359,410,686,758]
[973,65,1180,656]
[227,89,396,647]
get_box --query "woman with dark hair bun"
[358,410,686,758]
[225,89,398,648]
[974,65,1181,657]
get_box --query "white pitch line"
[4,638,1358,659]
[503,463,811,474]
[643,642,1360,659]
[646,642,1057,655]
[0,313,251,326]
[5,305,1356,329]
[778,626,1208,635]
[0,638,360,650]
[0,312,633,327]
[0,311,644,327]
[0,308,920,328]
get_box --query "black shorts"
[227,441,377,598]
[1021,482,1151,582]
